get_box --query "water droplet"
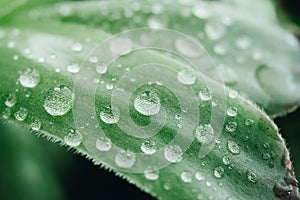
[227,107,238,117]
[43,85,74,116]
[262,152,271,160]
[177,69,196,85]
[96,64,108,74]
[199,88,212,101]
[225,122,237,132]
[14,107,28,121]
[163,182,171,190]
[181,171,192,183]
[13,55,19,60]
[214,166,225,178]
[227,140,240,155]
[222,156,231,165]
[115,149,136,168]
[195,172,205,181]
[194,124,214,143]
[235,35,252,50]
[19,68,40,88]
[246,170,257,183]
[141,140,157,155]
[2,108,11,119]
[31,119,41,131]
[67,64,80,74]
[144,167,159,180]
[5,93,17,107]
[96,136,112,151]
[164,145,182,163]
[71,42,82,52]
[213,43,227,55]
[134,91,160,116]
[105,83,114,90]
[192,4,211,19]
[88,55,98,63]
[245,119,254,126]
[7,41,15,48]
[110,37,132,55]
[205,20,226,40]
[37,57,45,63]
[100,105,120,124]
[64,129,82,147]
[228,91,238,100]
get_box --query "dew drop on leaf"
[222,156,231,165]
[225,122,237,132]
[195,172,205,181]
[245,119,254,126]
[181,171,192,183]
[164,145,182,163]
[5,93,17,107]
[43,85,74,116]
[226,107,238,117]
[194,124,214,143]
[199,88,212,101]
[19,68,40,88]
[235,35,252,50]
[177,69,196,85]
[141,139,157,155]
[96,136,112,151]
[14,107,28,121]
[64,129,82,147]
[144,167,159,180]
[100,105,120,124]
[115,149,136,168]
[67,64,80,74]
[2,108,11,119]
[71,42,82,52]
[246,170,257,183]
[30,119,41,131]
[214,166,225,179]
[134,91,160,116]
[204,20,226,40]
[227,140,240,155]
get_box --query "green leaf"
[15,0,300,116]
[0,20,299,199]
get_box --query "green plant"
[0,0,300,199]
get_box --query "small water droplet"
[194,124,214,143]
[177,69,196,85]
[192,4,211,19]
[205,20,226,40]
[88,55,98,63]
[262,152,271,160]
[227,107,238,117]
[235,35,252,50]
[5,93,17,107]
[229,90,238,99]
[246,170,257,183]
[195,172,205,181]
[64,129,82,147]
[214,166,225,179]
[19,68,40,88]
[7,41,15,48]
[164,182,171,190]
[141,140,157,155]
[222,156,231,165]
[43,85,74,116]
[144,167,159,180]
[72,42,82,52]
[227,140,240,155]
[31,119,41,131]
[96,136,112,151]
[115,149,136,168]
[134,91,160,116]
[105,83,114,90]
[225,122,237,132]
[164,145,182,163]
[14,107,28,121]
[245,119,254,126]
[67,64,80,74]
[213,43,227,55]
[100,105,120,124]
[2,108,11,119]
[199,88,212,101]
[181,171,192,183]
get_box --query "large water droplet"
[214,166,225,178]
[5,93,17,107]
[115,149,136,168]
[144,167,159,180]
[181,171,192,183]
[14,107,28,121]
[19,68,40,88]
[96,136,112,151]
[194,124,214,143]
[141,140,157,155]
[134,91,160,116]
[227,140,240,155]
[100,106,120,124]
[177,69,196,85]
[43,85,74,116]
[64,129,82,147]
[246,170,257,183]
[164,145,182,163]
[204,20,226,40]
